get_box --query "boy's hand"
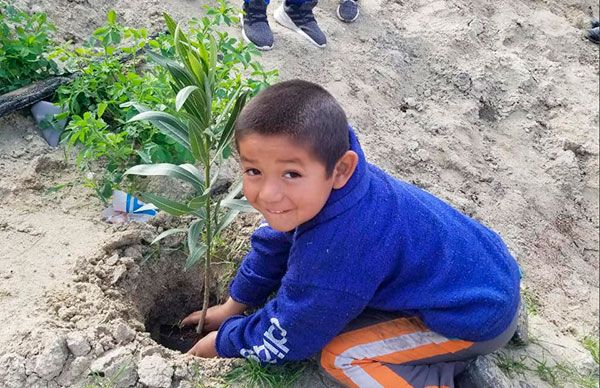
[187,331,218,358]
[181,297,247,332]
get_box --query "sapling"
[125,13,255,335]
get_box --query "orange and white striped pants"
[320,310,517,388]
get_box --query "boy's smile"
[238,134,337,232]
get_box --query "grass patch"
[531,357,560,386]
[553,362,600,388]
[224,359,308,388]
[496,348,600,388]
[494,351,529,378]
[581,335,599,365]
[521,287,540,316]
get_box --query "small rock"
[66,332,91,357]
[407,141,419,151]
[102,231,144,253]
[113,323,136,344]
[106,253,120,266]
[174,381,194,388]
[94,267,106,278]
[173,363,192,380]
[90,348,137,387]
[33,336,69,380]
[111,264,128,285]
[123,246,143,260]
[453,72,472,92]
[404,97,418,109]
[57,356,92,386]
[139,346,166,358]
[469,19,485,36]
[58,307,76,320]
[137,355,174,388]
[459,355,512,388]
[121,257,136,269]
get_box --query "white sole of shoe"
[336,6,359,22]
[273,4,326,48]
[240,13,273,51]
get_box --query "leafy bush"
[54,3,276,201]
[51,11,182,200]
[0,1,60,94]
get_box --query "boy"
[182,80,521,387]
[241,0,359,51]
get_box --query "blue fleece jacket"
[216,128,521,364]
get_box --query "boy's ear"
[332,150,359,189]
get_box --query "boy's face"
[238,134,336,232]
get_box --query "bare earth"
[1,0,598,386]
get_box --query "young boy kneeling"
[181,80,521,388]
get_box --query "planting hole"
[119,246,220,353]
[144,274,220,352]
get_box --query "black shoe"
[586,26,600,44]
[274,0,326,48]
[242,0,274,50]
[591,19,600,28]
[337,0,359,23]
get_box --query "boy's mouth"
[266,209,291,215]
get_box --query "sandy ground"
[1,0,599,386]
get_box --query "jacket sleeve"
[228,223,292,307]
[216,280,369,363]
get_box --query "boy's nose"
[258,180,284,203]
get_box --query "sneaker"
[587,26,600,44]
[336,0,359,23]
[274,0,326,48]
[242,0,274,51]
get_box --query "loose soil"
[1,0,598,386]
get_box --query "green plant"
[125,13,258,333]
[51,11,185,200]
[224,359,308,387]
[582,334,599,365]
[531,357,560,385]
[53,3,276,202]
[522,287,540,316]
[0,1,60,94]
[83,361,133,388]
[494,351,529,378]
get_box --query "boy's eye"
[245,168,261,176]
[283,171,302,179]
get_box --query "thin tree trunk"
[196,163,212,334]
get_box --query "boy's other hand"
[180,297,247,332]
[187,331,218,358]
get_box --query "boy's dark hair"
[234,79,349,176]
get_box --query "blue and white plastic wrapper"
[101,190,158,223]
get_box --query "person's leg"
[273,0,326,48]
[242,0,274,50]
[319,310,517,388]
